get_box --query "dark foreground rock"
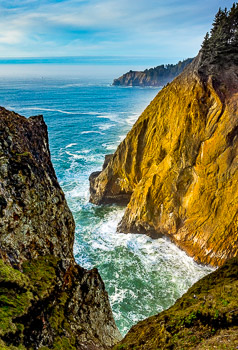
[113,257,238,350]
[0,107,121,349]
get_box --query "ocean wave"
[118,134,126,143]
[18,107,77,115]
[58,83,85,88]
[76,149,91,154]
[66,143,78,148]
[65,150,103,164]
[73,196,213,336]
[127,115,139,125]
[92,210,213,283]
[66,151,86,159]
[97,114,124,124]
[102,142,118,151]
[98,123,115,131]
[81,131,105,135]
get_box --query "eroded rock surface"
[0,107,121,349]
[90,30,238,267]
[90,52,238,266]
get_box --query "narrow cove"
[0,74,214,336]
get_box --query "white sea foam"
[81,207,214,285]
[76,149,91,154]
[127,114,139,125]
[97,114,124,124]
[67,185,89,201]
[81,130,105,135]
[118,134,126,143]
[66,151,86,159]
[98,123,115,131]
[5,105,14,111]
[19,107,76,115]
[102,143,118,151]
[73,205,213,336]
[65,151,100,164]
[66,143,78,148]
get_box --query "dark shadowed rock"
[0,107,121,349]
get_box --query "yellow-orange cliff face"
[90,53,238,267]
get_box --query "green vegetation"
[201,3,238,65]
[143,58,193,79]
[40,337,76,350]
[113,258,238,349]
[22,256,59,299]
[113,58,193,86]
[0,257,76,349]
[0,260,33,337]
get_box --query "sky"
[0,0,236,61]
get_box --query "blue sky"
[0,0,235,60]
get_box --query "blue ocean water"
[0,71,213,335]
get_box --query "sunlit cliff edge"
[90,5,238,267]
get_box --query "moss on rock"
[0,260,33,337]
[22,256,59,299]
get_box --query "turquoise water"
[0,73,213,335]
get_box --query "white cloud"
[0,0,235,57]
[0,29,25,44]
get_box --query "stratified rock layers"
[90,54,238,266]
[0,107,121,349]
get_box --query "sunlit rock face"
[0,107,121,349]
[90,50,238,267]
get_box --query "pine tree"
[200,3,238,65]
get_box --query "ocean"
[0,64,213,335]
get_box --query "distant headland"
[113,58,193,87]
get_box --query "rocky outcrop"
[0,107,121,349]
[113,58,193,87]
[90,6,238,267]
[113,257,238,350]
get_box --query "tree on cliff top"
[201,3,238,65]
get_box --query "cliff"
[90,6,238,267]
[0,107,121,349]
[112,58,193,87]
[113,257,238,350]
